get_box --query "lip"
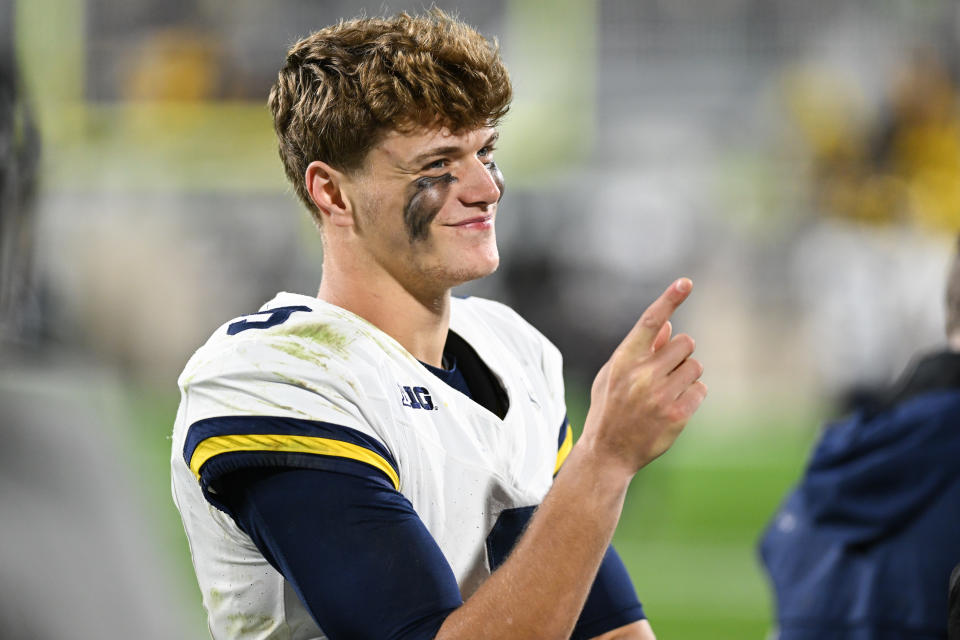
[444,214,494,229]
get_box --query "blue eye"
[425,159,447,171]
[478,146,496,166]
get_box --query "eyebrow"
[410,131,499,167]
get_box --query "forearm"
[591,619,655,639]
[437,440,632,640]
[439,279,703,639]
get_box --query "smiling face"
[343,126,505,297]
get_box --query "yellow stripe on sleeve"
[189,433,400,490]
[554,423,573,475]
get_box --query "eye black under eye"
[414,173,456,190]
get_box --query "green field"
[131,385,823,639]
[611,418,818,638]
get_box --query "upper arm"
[182,413,401,513]
[571,545,646,639]
[221,465,463,639]
[180,318,402,512]
[179,307,462,637]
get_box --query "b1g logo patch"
[399,385,437,410]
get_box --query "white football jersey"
[170,292,572,639]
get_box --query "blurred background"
[3,0,959,637]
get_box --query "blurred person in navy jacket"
[760,236,960,639]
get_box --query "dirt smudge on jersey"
[274,373,353,418]
[226,613,274,634]
[279,323,350,355]
[270,340,331,368]
[208,588,225,608]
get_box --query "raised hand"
[581,278,707,476]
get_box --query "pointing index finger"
[622,278,692,355]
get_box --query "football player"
[171,10,706,639]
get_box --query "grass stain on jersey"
[209,588,275,633]
[268,324,352,368]
[273,372,353,418]
[343,376,361,396]
[208,588,225,608]
[281,324,350,354]
[226,613,274,634]
[246,391,312,417]
[216,398,247,413]
[272,341,331,369]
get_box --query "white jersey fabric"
[171,292,572,639]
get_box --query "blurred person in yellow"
[0,10,197,640]
[786,48,960,232]
[876,49,960,232]
[760,235,960,639]
[171,9,706,640]
[124,28,221,102]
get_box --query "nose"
[459,157,502,208]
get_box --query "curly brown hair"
[268,10,512,219]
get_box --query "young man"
[171,11,705,639]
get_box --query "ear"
[305,160,353,227]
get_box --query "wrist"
[561,437,635,494]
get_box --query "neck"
[318,255,451,368]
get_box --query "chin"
[471,258,500,281]
[441,249,500,288]
[468,244,500,278]
[451,262,499,287]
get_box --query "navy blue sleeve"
[572,546,647,639]
[484,503,646,638]
[220,465,463,640]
